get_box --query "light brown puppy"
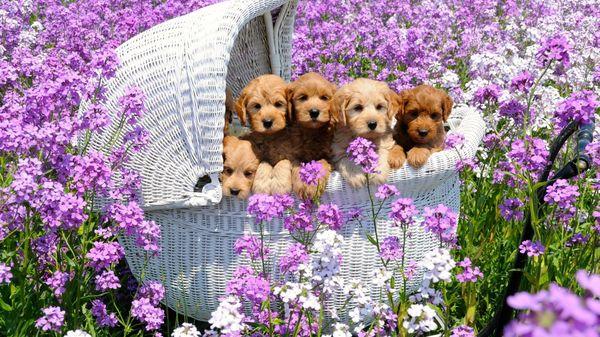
[235,74,292,195]
[391,85,453,168]
[221,136,260,199]
[286,72,336,198]
[331,78,403,188]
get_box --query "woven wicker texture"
[121,106,485,321]
[82,0,487,323]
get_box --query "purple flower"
[33,181,88,231]
[317,203,343,230]
[0,263,12,284]
[95,270,121,291]
[473,84,501,106]
[565,233,590,248]
[346,137,379,174]
[456,258,483,283]
[553,90,598,131]
[451,325,475,337]
[131,297,165,331]
[404,260,418,280]
[284,201,315,232]
[380,236,403,260]
[279,243,309,274]
[499,198,525,221]
[544,179,579,224]
[375,184,399,199]
[510,71,534,93]
[422,204,458,244]
[536,34,571,69]
[226,268,270,305]
[506,272,598,337]
[86,241,125,271]
[445,133,465,149]
[35,306,65,332]
[247,194,291,222]
[506,137,549,176]
[519,240,545,257]
[91,299,118,328]
[118,86,146,124]
[234,235,268,261]
[138,281,165,306]
[499,100,526,125]
[45,270,70,298]
[67,150,112,197]
[456,158,478,172]
[576,270,600,297]
[299,160,325,186]
[388,198,418,226]
[123,126,150,152]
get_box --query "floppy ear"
[386,89,401,120]
[285,84,295,123]
[330,87,348,127]
[441,91,453,122]
[235,89,248,126]
[395,90,410,121]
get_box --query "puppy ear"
[285,84,295,122]
[330,87,348,127]
[235,90,248,126]
[386,89,401,120]
[441,91,453,122]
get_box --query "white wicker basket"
[84,0,486,321]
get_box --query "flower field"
[0,0,598,336]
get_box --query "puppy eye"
[252,103,262,110]
[223,167,233,175]
[410,111,419,118]
[274,101,285,108]
[353,104,364,112]
[431,113,441,120]
[298,95,308,102]
[319,95,329,101]
[244,170,254,178]
[376,104,386,111]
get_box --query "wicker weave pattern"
[121,106,485,321]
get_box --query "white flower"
[331,323,352,337]
[309,230,344,293]
[172,322,201,337]
[402,304,438,334]
[421,248,455,283]
[370,268,393,287]
[300,289,321,311]
[208,296,246,335]
[64,330,91,337]
[274,282,302,303]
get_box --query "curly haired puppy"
[286,72,336,198]
[221,136,260,199]
[235,74,292,195]
[390,85,453,168]
[331,78,403,188]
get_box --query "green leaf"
[0,297,12,311]
[366,234,378,246]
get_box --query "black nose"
[418,129,429,137]
[309,109,320,119]
[230,188,240,196]
[262,119,273,128]
[367,121,378,130]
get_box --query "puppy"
[330,78,403,188]
[391,85,453,168]
[221,136,260,199]
[286,73,336,198]
[235,74,292,195]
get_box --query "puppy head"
[235,75,288,134]
[221,136,259,199]
[286,72,336,129]
[331,78,399,139]
[396,85,453,145]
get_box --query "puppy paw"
[388,145,406,169]
[292,160,332,199]
[270,159,292,194]
[407,147,431,168]
[252,162,273,194]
